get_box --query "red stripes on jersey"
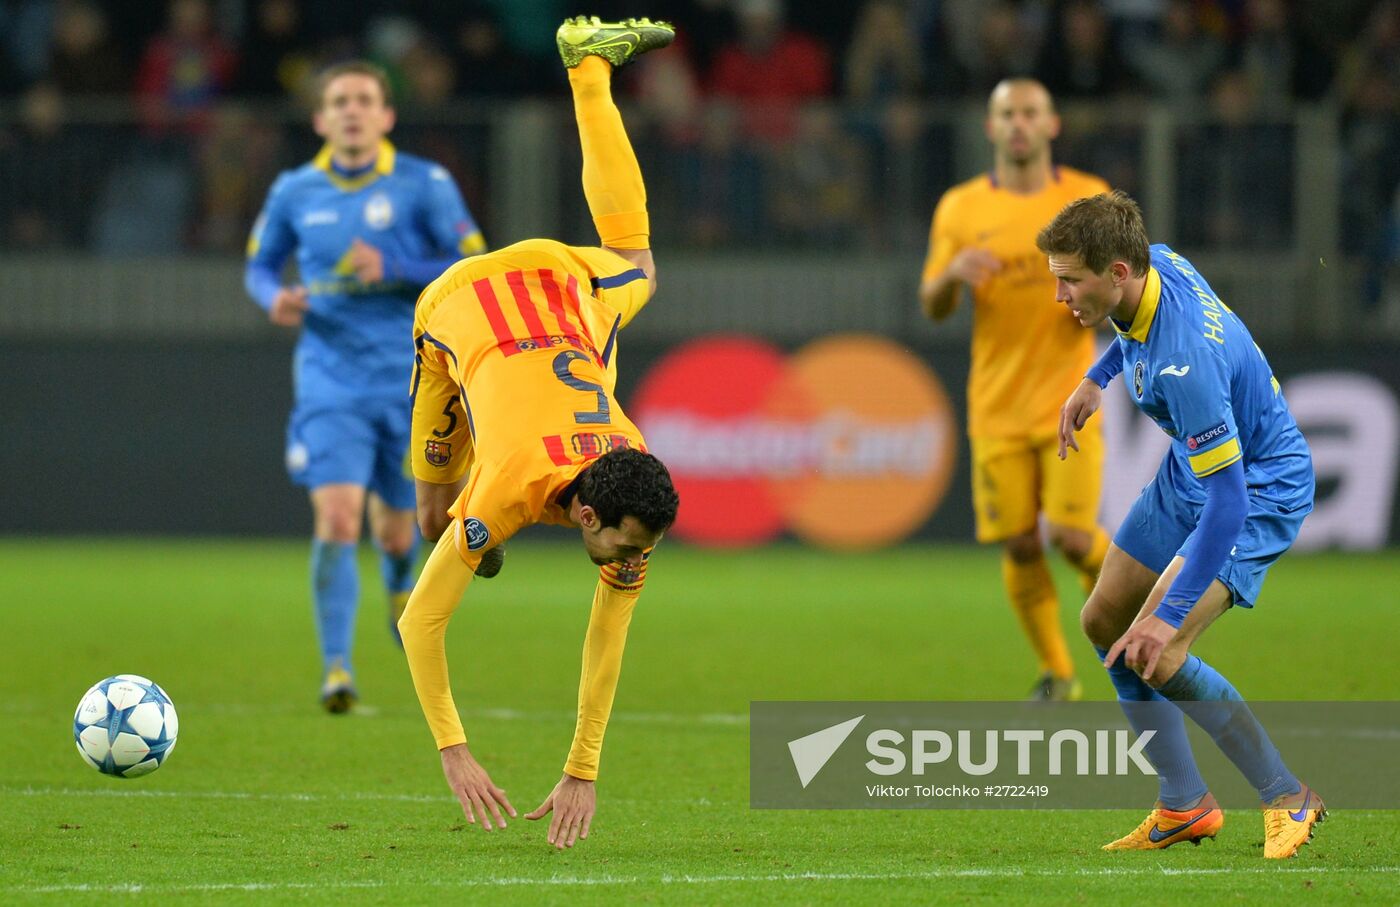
[473,277,517,355]
[474,270,600,362]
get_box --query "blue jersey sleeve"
[383,164,486,287]
[1157,346,1242,479]
[1086,340,1124,389]
[422,164,485,258]
[1154,459,1248,627]
[245,174,297,311]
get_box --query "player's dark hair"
[1036,190,1150,277]
[576,448,680,534]
[315,60,394,109]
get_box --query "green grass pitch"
[2,540,1397,903]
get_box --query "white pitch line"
[9,865,1399,895]
[0,785,716,808]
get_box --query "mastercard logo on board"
[631,334,958,548]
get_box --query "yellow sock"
[1066,527,1110,597]
[1002,552,1074,680]
[567,55,649,249]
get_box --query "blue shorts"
[1113,455,1312,608]
[285,396,416,510]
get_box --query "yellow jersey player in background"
[399,17,679,850]
[919,79,1111,700]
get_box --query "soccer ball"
[73,675,179,778]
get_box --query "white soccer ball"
[73,675,179,778]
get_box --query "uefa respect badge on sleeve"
[750,701,1400,809]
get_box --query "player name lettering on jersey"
[1163,250,1230,345]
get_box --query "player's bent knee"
[1048,527,1091,562]
[1003,531,1042,563]
[1079,601,1113,649]
[416,506,450,543]
[315,511,361,544]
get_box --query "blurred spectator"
[1337,0,1400,306]
[845,0,923,101]
[134,0,237,132]
[0,0,56,88]
[768,106,871,247]
[1176,69,1292,249]
[943,0,1045,95]
[452,5,546,97]
[1037,0,1135,98]
[709,0,834,143]
[194,105,283,251]
[1128,0,1225,111]
[670,103,767,248]
[866,97,956,251]
[1237,0,1334,106]
[399,41,456,109]
[0,82,93,247]
[48,1,126,96]
[236,0,314,99]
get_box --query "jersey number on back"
[552,350,611,425]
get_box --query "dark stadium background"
[2,0,1398,547]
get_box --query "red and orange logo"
[631,334,958,548]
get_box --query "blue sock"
[1097,646,1209,810]
[377,534,420,596]
[311,540,359,674]
[1157,655,1300,803]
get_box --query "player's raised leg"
[1083,542,1220,850]
[559,16,673,252]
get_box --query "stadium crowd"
[0,0,1396,304]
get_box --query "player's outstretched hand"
[440,743,517,831]
[525,773,596,849]
[1103,615,1176,686]
[1059,378,1103,460]
[947,247,1002,286]
[348,238,385,283]
[268,286,309,327]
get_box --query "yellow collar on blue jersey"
[313,139,397,191]
[1114,266,1161,343]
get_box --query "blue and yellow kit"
[1111,245,1314,607]
[245,139,485,500]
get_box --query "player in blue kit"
[245,61,487,713]
[1044,192,1324,859]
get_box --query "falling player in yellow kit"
[919,79,1112,700]
[398,17,680,850]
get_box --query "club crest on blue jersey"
[424,439,451,467]
[364,192,394,230]
[1133,360,1145,399]
[463,518,490,550]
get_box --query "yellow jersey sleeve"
[563,551,652,780]
[399,465,532,750]
[570,245,653,331]
[410,335,475,485]
[920,190,962,285]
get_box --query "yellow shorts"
[970,425,1103,543]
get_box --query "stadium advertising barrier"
[629,334,1400,552]
[630,334,959,548]
[751,701,1400,809]
[0,336,1397,544]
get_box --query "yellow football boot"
[556,16,675,69]
[1263,784,1326,859]
[1103,795,1224,850]
[319,662,357,715]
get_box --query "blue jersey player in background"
[1043,192,1323,860]
[244,61,487,713]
